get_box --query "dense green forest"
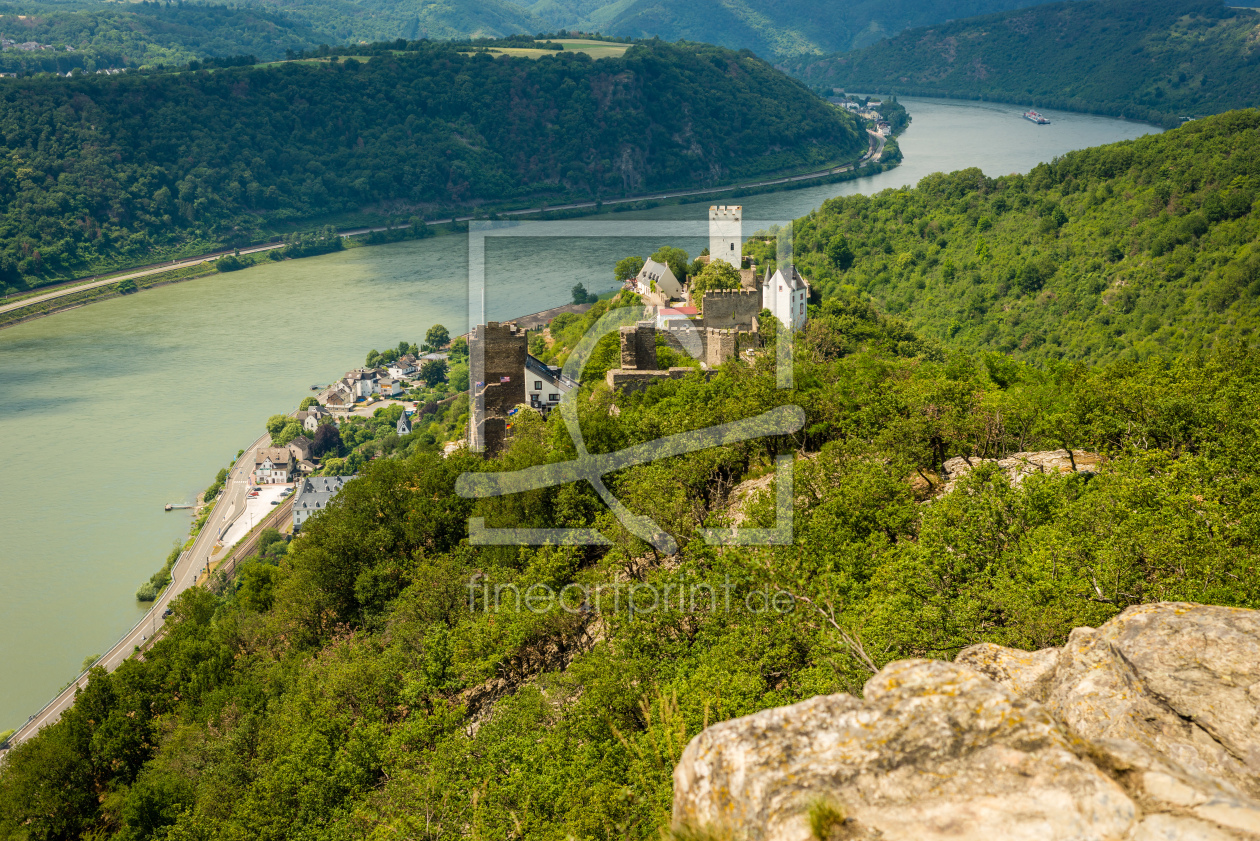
[4,110,1260,840]
[792,0,1260,128]
[791,109,1260,363]
[0,39,864,293]
[0,0,321,72]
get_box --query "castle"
[469,207,811,454]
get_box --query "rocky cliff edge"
[672,602,1260,841]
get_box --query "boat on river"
[1024,109,1050,125]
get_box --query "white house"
[387,358,415,379]
[254,447,294,484]
[298,404,331,432]
[296,405,331,432]
[343,369,379,399]
[524,354,578,416]
[635,258,683,299]
[378,377,402,398]
[709,205,742,269]
[762,265,810,332]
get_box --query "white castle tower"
[709,205,742,269]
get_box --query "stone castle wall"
[701,289,760,331]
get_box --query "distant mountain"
[213,0,1055,59]
[583,0,1060,59]
[225,0,545,44]
[0,0,1092,68]
[790,0,1260,127]
[0,1,322,71]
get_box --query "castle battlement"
[702,289,759,298]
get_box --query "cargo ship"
[1024,109,1050,124]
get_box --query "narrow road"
[867,129,887,162]
[2,431,273,753]
[0,151,884,320]
[0,243,285,317]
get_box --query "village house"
[378,376,403,398]
[292,475,354,530]
[321,382,355,412]
[525,355,578,416]
[635,258,683,300]
[297,404,331,433]
[342,369,379,399]
[254,447,294,484]
[387,357,416,379]
[286,437,317,476]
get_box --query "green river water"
[0,97,1159,729]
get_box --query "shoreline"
[0,146,897,331]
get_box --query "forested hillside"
[0,1,321,72]
[792,109,1260,363]
[0,40,864,293]
[8,75,1260,841]
[4,286,1260,839]
[792,0,1260,127]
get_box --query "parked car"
[270,499,280,506]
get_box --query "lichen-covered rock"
[671,659,1135,841]
[673,603,1260,841]
[941,449,1102,492]
[1045,603,1260,801]
[956,641,1060,702]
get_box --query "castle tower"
[468,321,526,455]
[709,205,742,269]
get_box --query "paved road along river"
[0,97,1159,732]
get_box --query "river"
[0,97,1158,730]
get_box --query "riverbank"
[0,96,1155,735]
[0,141,898,330]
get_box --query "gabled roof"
[256,447,293,466]
[525,354,578,390]
[769,266,808,292]
[637,258,678,286]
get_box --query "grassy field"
[466,40,631,60]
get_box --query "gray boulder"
[672,659,1135,841]
[672,603,1260,841]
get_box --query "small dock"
[164,503,194,511]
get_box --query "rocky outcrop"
[672,603,1260,841]
[941,449,1102,492]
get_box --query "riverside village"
[219,205,812,556]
